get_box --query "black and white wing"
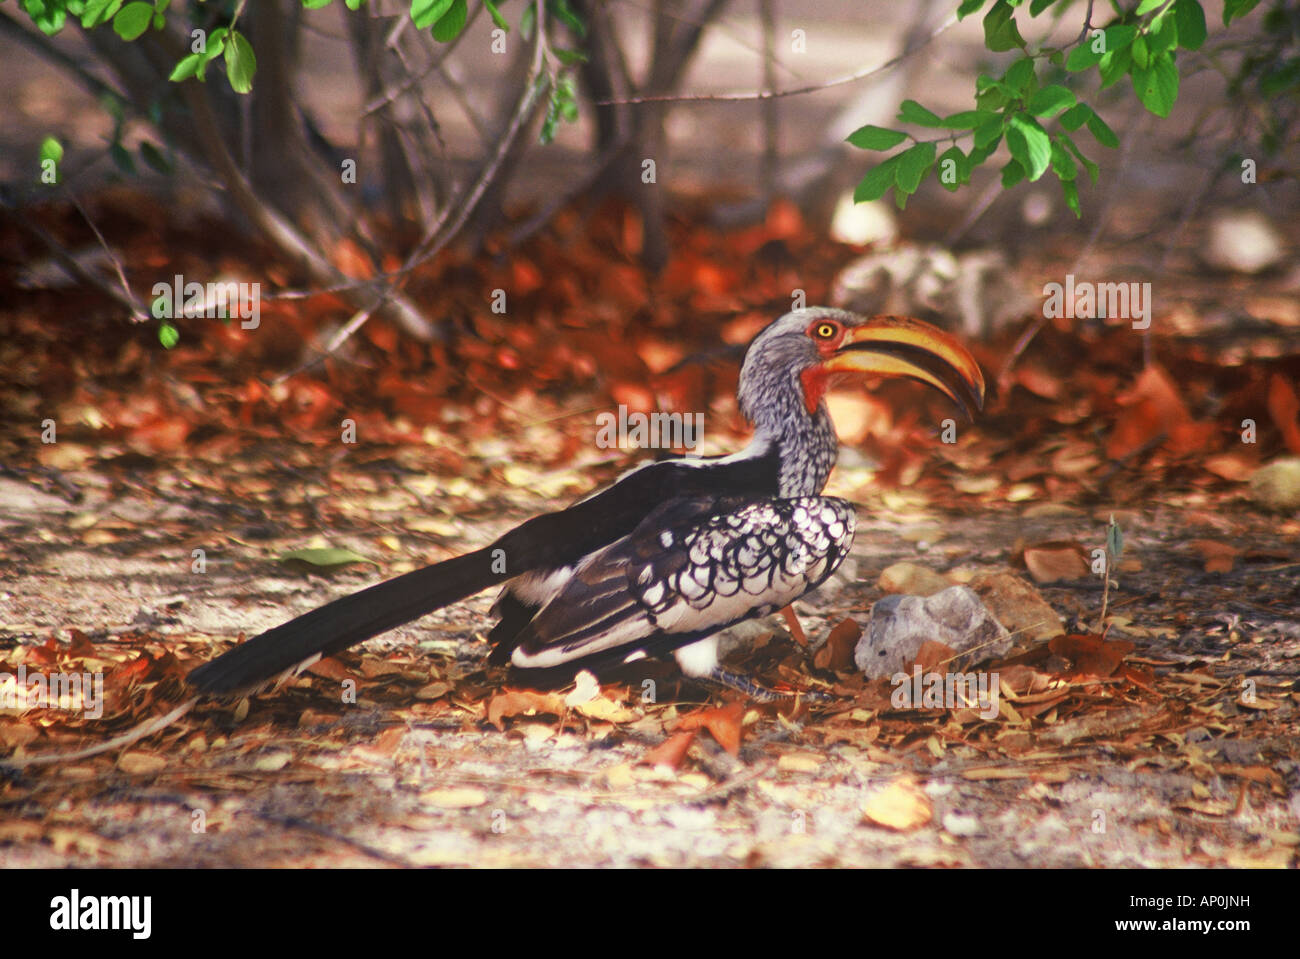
[506,494,856,672]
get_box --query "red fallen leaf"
[781,606,808,647]
[1021,541,1091,583]
[115,653,156,685]
[914,639,958,673]
[1117,664,1157,693]
[678,701,745,756]
[638,729,698,770]
[1267,373,1300,454]
[1048,634,1135,677]
[66,629,97,659]
[1106,365,1191,460]
[128,416,191,454]
[486,689,568,731]
[814,618,860,671]
[1189,539,1241,574]
[305,657,353,682]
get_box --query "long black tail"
[186,547,502,697]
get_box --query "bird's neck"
[751,400,838,498]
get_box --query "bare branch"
[598,10,957,104]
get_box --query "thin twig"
[597,11,958,104]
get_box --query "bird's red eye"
[812,322,839,340]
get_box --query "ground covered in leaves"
[2,197,1298,867]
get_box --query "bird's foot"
[705,667,835,706]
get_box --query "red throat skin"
[799,365,830,415]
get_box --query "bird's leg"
[704,667,834,706]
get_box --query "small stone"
[942,810,981,837]
[854,585,1012,679]
[1249,458,1300,512]
[1203,210,1286,274]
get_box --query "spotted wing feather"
[510,495,855,669]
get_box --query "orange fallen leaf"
[678,702,745,756]
[861,777,933,831]
[639,729,697,770]
[1022,541,1090,583]
[813,617,861,671]
[1048,634,1134,677]
[1188,539,1241,574]
[1267,373,1300,454]
[486,689,568,731]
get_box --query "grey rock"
[854,585,1012,679]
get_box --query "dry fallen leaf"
[486,689,568,731]
[814,618,861,672]
[1021,541,1090,583]
[861,777,933,831]
[421,787,488,809]
[638,729,697,770]
[678,702,745,756]
[1048,634,1134,677]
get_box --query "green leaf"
[1098,44,1132,89]
[1049,136,1077,180]
[1173,0,1206,50]
[158,321,179,349]
[139,140,171,173]
[983,0,1026,52]
[224,30,257,94]
[483,0,509,30]
[973,113,1005,149]
[1106,515,1125,561]
[853,154,903,203]
[957,0,987,18]
[1148,12,1179,55]
[303,0,334,8]
[1058,131,1099,182]
[1135,0,1164,13]
[1059,102,1092,130]
[112,1,153,40]
[1132,52,1179,117]
[1027,84,1075,118]
[845,125,909,150]
[1003,56,1036,94]
[1030,0,1058,14]
[1131,34,1150,70]
[1062,178,1081,218]
[1065,38,1105,72]
[937,110,986,129]
[1001,158,1026,188]
[345,0,367,9]
[1006,114,1051,181]
[82,0,123,29]
[1223,0,1260,25]
[110,141,136,174]
[897,100,943,127]
[1085,110,1119,147]
[936,146,969,192]
[431,0,466,41]
[553,47,588,66]
[411,0,454,29]
[1104,24,1139,53]
[894,141,936,193]
[279,547,377,568]
[169,52,202,82]
[39,136,63,166]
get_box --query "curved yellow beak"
[821,315,986,420]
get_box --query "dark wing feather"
[510,495,855,670]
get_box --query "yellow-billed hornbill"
[186,308,983,702]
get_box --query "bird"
[186,307,984,703]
